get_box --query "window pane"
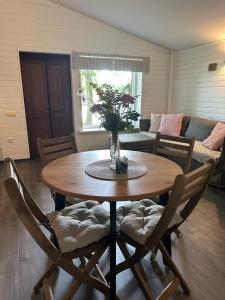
[80,70,142,129]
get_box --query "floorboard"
[0,159,224,300]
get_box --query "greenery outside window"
[80,70,142,130]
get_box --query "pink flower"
[90,104,101,113]
[121,94,135,106]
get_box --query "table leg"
[159,192,169,206]
[54,193,66,211]
[162,234,172,256]
[110,202,117,300]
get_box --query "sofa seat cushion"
[141,132,157,139]
[119,132,156,150]
[47,201,112,253]
[117,199,182,245]
[192,141,221,164]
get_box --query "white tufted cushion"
[47,201,112,253]
[117,199,182,245]
[66,197,84,205]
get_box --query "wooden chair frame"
[153,132,195,174]
[112,160,215,300]
[37,133,78,166]
[4,158,115,300]
[37,134,78,205]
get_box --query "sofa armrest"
[220,137,225,164]
[208,137,225,189]
[140,119,150,131]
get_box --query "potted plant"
[90,82,141,169]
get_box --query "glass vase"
[109,131,120,169]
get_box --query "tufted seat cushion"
[117,199,182,245]
[66,197,84,205]
[47,201,112,253]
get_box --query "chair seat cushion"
[117,199,182,245]
[47,201,111,253]
[66,197,84,205]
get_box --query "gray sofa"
[119,116,225,189]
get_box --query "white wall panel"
[173,40,225,122]
[0,0,170,159]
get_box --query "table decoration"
[90,82,141,169]
[85,159,147,180]
[116,156,128,174]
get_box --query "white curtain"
[72,52,150,73]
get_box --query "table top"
[42,150,183,202]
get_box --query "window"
[80,70,142,130]
[73,51,149,131]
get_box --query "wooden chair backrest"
[153,132,195,174]
[37,133,78,165]
[4,158,59,260]
[147,160,215,249]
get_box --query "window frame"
[79,69,143,131]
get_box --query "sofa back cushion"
[202,122,225,150]
[180,116,191,136]
[149,113,161,133]
[159,113,184,136]
[185,117,218,141]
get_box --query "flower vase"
[109,131,120,169]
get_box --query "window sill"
[79,128,106,134]
[79,128,139,134]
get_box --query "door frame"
[19,51,75,158]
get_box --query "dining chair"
[4,158,116,300]
[37,134,81,205]
[37,134,78,166]
[114,160,215,300]
[153,132,195,175]
[153,132,195,238]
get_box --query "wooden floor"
[0,159,225,300]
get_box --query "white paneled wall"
[173,40,225,121]
[0,0,171,160]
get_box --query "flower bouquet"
[90,82,141,168]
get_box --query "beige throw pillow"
[149,113,161,133]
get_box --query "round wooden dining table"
[42,149,182,300]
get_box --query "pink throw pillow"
[159,113,184,136]
[202,122,225,150]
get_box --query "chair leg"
[33,263,57,293]
[111,244,148,277]
[150,246,159,261]
[94,264,108,284]
[155,277,181,300]
[79,256,86,266]
[60,257,111,299]
[158,241,190,294]
[117,239,154,300]
[43,278,54,300]
[60,245,112,300]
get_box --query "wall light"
[208,63,218,71]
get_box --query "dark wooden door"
[20,53,51,158]
[20,53,73,158]
[46,56,73,137]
